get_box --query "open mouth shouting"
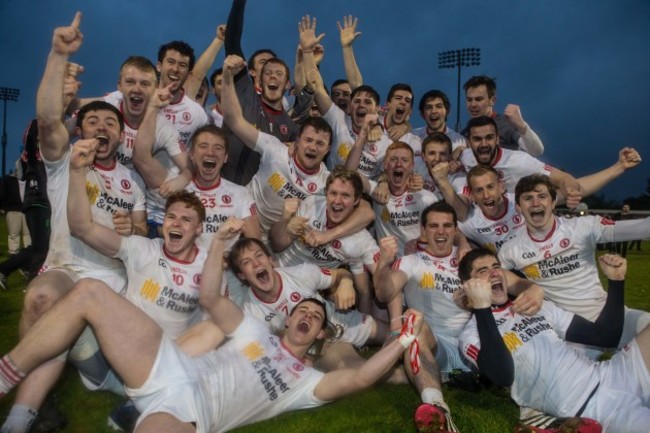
[95,133,109,149]
[391,168,406,184]
[528,208,546,224]
[393,106,407,123]
[168,230,183,242]
[129,94,145,112]
[476,145,493,163]
[254,268,271,286]
[202,159,217,173]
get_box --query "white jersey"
[394,247,469,338]
[412,125,467,151]
[194,315,325,432]
[209,106,224,127]
[242,264,373,346]
[413,159,469,200]
[459,301,598,418]
[43,148,146,276]
[104,91,184,170]
[373,189,438,255]
[248,132,329,233]
[323,104,391,179]
[157,90,209,150]
[117,236,214,339]
[459,193,525,253]
[276,195,379,275]
[498,215,615,321]
[396,130,422,158]
[460,146,552,193]
[186,177,256,249]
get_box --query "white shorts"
[41,266,127,296]
[434,333,474,375]
[582,339,650,433]
[125,336,210,432]
[327,307,374,347]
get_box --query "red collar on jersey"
[527,217,557,243]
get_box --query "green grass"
[0,217,648,432]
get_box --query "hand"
[215,217,245,241]
[287,216,310,238]
[159,173,190,198]
[338,15,361,48]
[563,187,582,209]
[332,280,356,310]
[112,211,133,236]
[216,24,226,41]
[282,197,301,220]
[511,285,543,316]
[368,124,383,143]
[302,229,331,247]
[403,238,421,256]
[298,15,325,52]
[453,287,471,311]
[52,12,83,56]
[617,147,642,170]
[223,55,246,77]
[70,138,97,169]
[65,62,84,80]
[430,161,449,184]
[150,83,174,111]
[378,236,399,265]
[305,68,325,94]
[447,159,463,174]
[313,44,325,66]
[407,173,424,192]
[371,180,389,205]
[387,122,411,141]
[462,278,493,309]
[504,104,526,131]
[598,254,627,281]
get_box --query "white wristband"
[398,333,416,349]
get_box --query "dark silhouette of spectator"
[0,119,51,289]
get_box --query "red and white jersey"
[195,315,325,432]
[323,104,391,179]
[459,193,525,253]
[412,125,467,151]
[394,246,469,337]
[157,90,209,150]
[43,149,146,274]
[461,147,552,193]
[275,195,379,275]
[209,106,224,127]
[414,159,469,200]
[104,91,184,170]
[248,132,329,233]
[187,177,256,249]
[373,189,438,255]
[459,301,598,418]
[117,236,214,339]
[242,264,373,346]
[397,131,422,158]
[498,215,615,320]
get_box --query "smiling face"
[465,84,495,118]
[77,109,123,165]
[190,131,227,186]
[350,91,378,131]
[421,96,448,132]
[234,242,277,294]
[117,65,157,121]
[422,140,451,171]
[469,255,508,305]
[331,82,352,113]
[250,52,275,87]
[386,90,413,126]
[516,183,556,232]
[260,61,289,106]
[468,171,505,218]
[469,124,499,165]
[161,201,202,259]
[294,125,330,172]
[284,300,327,347]
[384,147,414,194]
[421,210,456,256]
[157,49,191,94]
[326,178,360,226]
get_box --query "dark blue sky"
[1,0,648,201]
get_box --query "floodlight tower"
[0,87,20,176]
[437,48,481,132]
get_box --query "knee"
[23,279,64,321]
[67,278,112,307]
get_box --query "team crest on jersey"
[513,214,523,224]
[222,195,232,204]
[600,217,615,226]
[280,124,288,135]
[406,194,413,202]
[450,258,459,268]
[290,292,301,302]
[293,362,304,372]
[497,170,505,179]
[307,182,317,193]
[121,179,131,190]
[331,240,342,249]
[320,268,332,276]
[182,112,191,122]
[193,274,202,285]
[560,238,570,248]
[368,143,377,153]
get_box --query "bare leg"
[9,278,162,390]
[405,323,443,402]
[135,412,195,433]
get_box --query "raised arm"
[221,55,260,148]
[373,236,408,303]
[548,167,582,208]
[576,147,642,197]
[504,104,544,156]
[67,139,122,257]
[338,16,363,90]
[199,218,245,335]
[185,25,226,100]
[269,198,308,252]
[314,309,422,401]
[37,12,83,162]
[429,162,471,221]
[504,270,543,316]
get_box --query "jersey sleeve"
[323,104,354,169]
[540,301,574,340]
[115,235,157,269]
[458,316,481,368]
[350,233,379,275]
[254,131,286,158]
[129,171,147,213]
[153,123,184,158]
[103,90,123,108]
